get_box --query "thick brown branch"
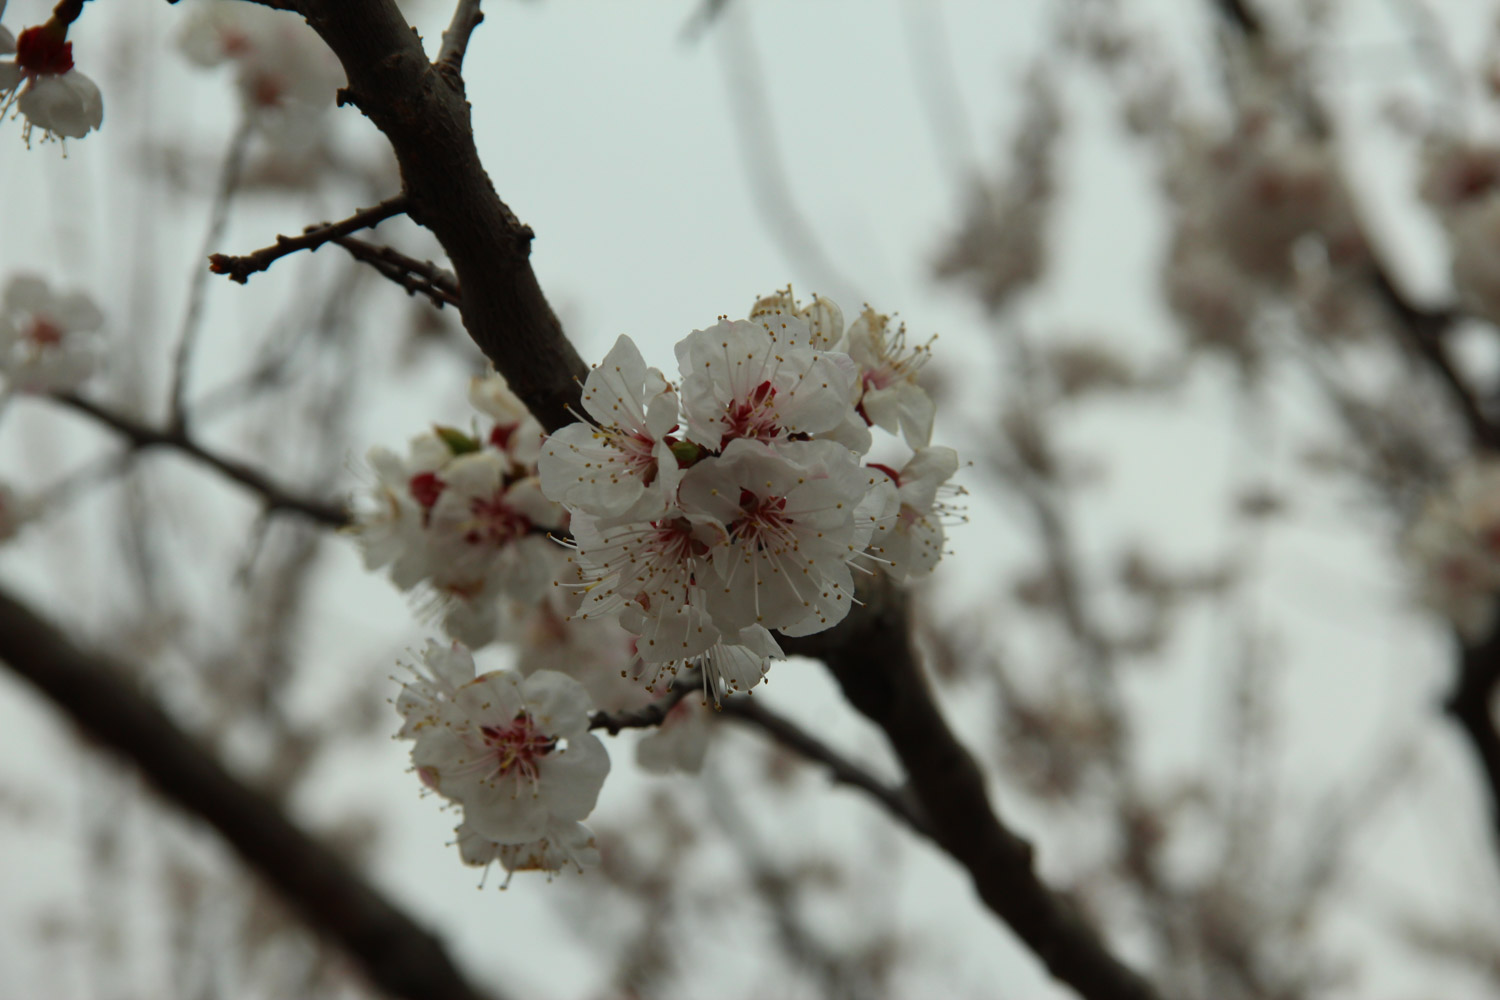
[782,580,1160,1000]
[209,195,410,285]
[55,393,350,528]
[1447,627,1500,851]
[298,0,589,432]
[0,585,501,1000]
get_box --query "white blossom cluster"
[1161,97,1365,370]
[539,288,960,699]
[0,272,103,393]
[395,640,608,885]
[176,0,342,144]
[1404,459,1500,642]
[365,290,963,879]
[356,372,568,648]
[0,7,102,145]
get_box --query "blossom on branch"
[537,294,949,701]
[398,642,610,849]
[177,0,341,140]
[0,273,103,391]
[0,20,102,144]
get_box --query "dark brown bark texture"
[0,586,502,1000]
[783,580,1158,1000]
[299,0,588,434]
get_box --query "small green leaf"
[434,425,481,455]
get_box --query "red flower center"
[408,472,445,509]
[466,490,532,546]
[480,713,556,783]
[25,317,63,347]
[722,380,781,445]
[730,489,791,550]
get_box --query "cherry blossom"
[505,589,653,714]
[531,297,950,700]
[470,370,546,470]
[0,21,102,143]
[845,307,937,449]
[177,1,341,137]
[0,273,103,391]
[353,432,452,590]
[424,454,564,601]
[868,446,963,581]
[394,639,477,740]
[680,438,889,637]
[539,335,681,524]
[750,286,846,351]
[407,667,609,845]
[455,819,601,884]
[676,318,858,454]
[564,508,725,658]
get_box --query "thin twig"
[170,117,254,431]
[783,578,1160,1000]
[0,585,503,1000]
[209,195,410,286]
[334,236,461,308]
[298,0,589,432]
[589,679,697,735]
[718,696,936,841]
[53,393,350,528]
[437,0,484,73]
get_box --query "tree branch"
[589,679,697,735]
[782,578,1160,1000]
[717,696,937,841]
[1367,264,1499,450]
[335,236,462,309]
[209,195,410,285]
[0,584,502,1000]
[54,393,350,528]
[437,0,484,73]
[296,0,588,433]
[1448,626,1500,852]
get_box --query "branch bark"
[209,195,410,285]
[0,584,502,1000]
[55,393,350,528]
[295,0,588,433]
[782,579,1160,1000]
[1448,627,1500,852]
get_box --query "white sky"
[2,0,1500,998]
